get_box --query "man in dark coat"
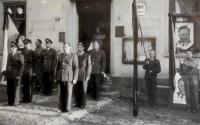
[4,42,24,106]
[89,41,106,101]
[34,39,43,92]
[21,39,36,103]
[143,49,161,108]
[41,38,57,95]
[56,42,79,112]
[74,42,91,109]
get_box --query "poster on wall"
[175,22,194,53]
[173,71,186,104]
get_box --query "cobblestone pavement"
[76,99,200,125]
[0,93,200,125]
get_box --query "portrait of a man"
[175,22,194,52]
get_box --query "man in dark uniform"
[143,49,161,108]
[34,39,43,92]
[56,42,79,112]
[4,42,24,106]
[41,38,57,95]
[180,50,198,113]
[21,39,36,103]
[74,42,91,109]
[89,40,106,101]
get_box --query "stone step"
[101,91,120,99]
[102,79,112,86]
[101,86,111,92]
[0,85,7,102]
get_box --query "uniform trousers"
[42,72,54,95]
[90,74,101,100]
[7,79,17,105]
[22,76,33,102]
[74,81,88,107]
[145,77,157,106]
[183,75,198,110]
[14,80,21,105]
[35,66,43,89]
[58,81,73,112]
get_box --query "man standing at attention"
[89,41,106,101]
[21,39,36,103]
[74,42,91,109]
[41,38,57,96]
[143,49,161,108]
[3,42,24,106]
[180,50,198,113]
[56,42,79,113]
[34,39,43,92]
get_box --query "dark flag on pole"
[168,12,176,92]
[132,0,139,117]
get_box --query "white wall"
[26,0,78,53]
[110,0,169,78]
[26,0,66,51]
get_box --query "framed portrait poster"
[122,37,156,64]
[175,22,194,53]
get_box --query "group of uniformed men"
[3,38,106,113]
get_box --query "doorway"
[76,0,111,74]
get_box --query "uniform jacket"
[143,58,161,78]
[180,58,198,76]
[21,49,37,77]
[35,46,43,74]
[41,48,57,73]
[90,49,106,74]
[77,52,92,81]
[6,52,24,79]
[56,52,79,81]
[35,46,43,64]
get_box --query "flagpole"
[132,0,139,117]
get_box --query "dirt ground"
[0,92,200,125]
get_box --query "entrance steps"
[100,75,120,99]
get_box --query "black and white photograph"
[0,0,200,125]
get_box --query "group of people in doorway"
[2,38,106,113]
[143,49,198,113]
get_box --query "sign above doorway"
[137,3,145,16]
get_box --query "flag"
[1,13,19,84]
[132,0,139,117]
[168,12,176,91]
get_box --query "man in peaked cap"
[73,42,91,109]
[3,41,24,106]
[20,39,36,103]
[88,40,106,101]
[34,39,44,92]
[41,38,57,95]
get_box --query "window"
[4,2,26,36]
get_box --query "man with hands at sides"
[74,42,91,109]
[56,42,79,113]
[3,42,24,106]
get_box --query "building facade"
[0,0,199,104]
